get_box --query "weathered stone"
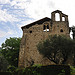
[18,10,70,68]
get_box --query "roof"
[21,17,51,30]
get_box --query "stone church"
[18,10,70,68]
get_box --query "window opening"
[47,25,49,31]
[30,31,32,33]
[47,25,49,29]
[43,23,49,32]
[55,13,60,21]
[62,17,65,21]
[43,25,46,30]
[60,29,63,32]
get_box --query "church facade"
[18,10,70,68]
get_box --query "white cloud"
[0,0,10,4]
[12,0,27,2]
[0,30,7,38]
[10,1,17,6]
[9,0,75,27]
[7,29,14,35]
[17,19,34,29]
[0,29,15,38]
[8,0,55,19]
[10,0,29,7]
[13,0,55,20]
[9,0,55,27]
[0,9,19,22]
[0,0,75,27]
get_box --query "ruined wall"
[18,10,70,68]
[51,10,69,36]
[19,21,54,68]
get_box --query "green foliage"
[37,35,75,64]
[70,66,75,75]
[7,65,16,73]
[0,65,70,75]
[15,68,20,73]
[22,64,42,75]
[32,71,40,75]
[32,64,42,68]
[22,68,26,73]
[0,37,21,67]
[22,65,70,75]
[0,55,9,71]
[22,68,40,75]
[58,69,65,75]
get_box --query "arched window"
[43,23,49,32]
[60,29,63,32]
[55,13,60,21]
[47,25,49,31]
[47,25,49,29]
[43,25,46,30]
[62,17,65,21]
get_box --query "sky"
[0,0,75,46]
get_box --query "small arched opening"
[62,17,65,21]
[43,23,49,32]
[60,29,63,32]
[55,13,60,21]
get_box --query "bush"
[32,64,42,68]
[7,65,16,73]
[0,55,9,71]
[21,65,70,75]
[0,65,70,75]
[70,66,75,75]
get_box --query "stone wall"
[18,10,70,68]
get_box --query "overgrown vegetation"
[37,35,75,64]
[0,65,70,75]
[0,37,21,71]
[70,66,75,75]
[58,69,65,75]
[0,55,9,71]
[0,35,75,75]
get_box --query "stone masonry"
[18,10,70,68]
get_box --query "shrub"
[7,65,16,73]
[70,66,75,75]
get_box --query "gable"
[21,17,51,30]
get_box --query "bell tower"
[51,10,69,37]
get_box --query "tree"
[0,54,9,71]
[37,35,75,64]
[0,37,21,67]
[0,50,9,71]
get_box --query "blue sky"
[0,0,75,46]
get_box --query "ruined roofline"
[52,10,62,13]
[51,10,68,17]
[21,10,68,30]
[21,17,51,30]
